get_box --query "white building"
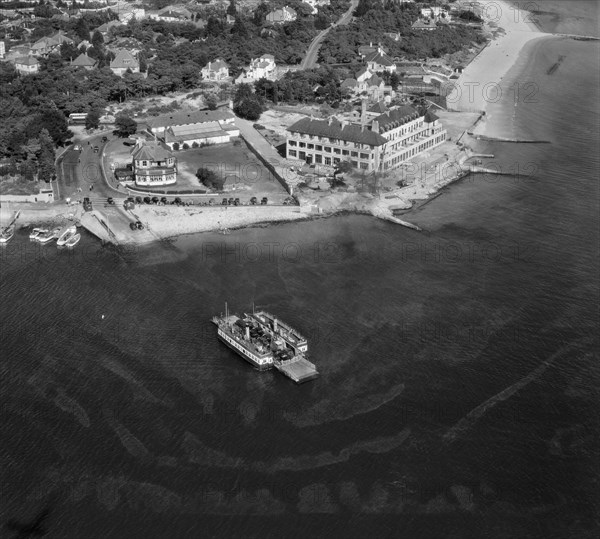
[131,141,177,187]
[15,56,39,74]
[235,54,276,84]
[286,106,446,172]
[201,59,229,81]
[147,109,240,150]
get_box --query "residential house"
[302,0,330,14]
[412,18,438,30]
[131,141,177,187]
[286,105,446,172]
[421,6,450,21]
[15,55,39,74]
[201,59,229,81]
[110,49,140,76]
[355,67,372,83]
[71,52,97,70]
[358,42,380,59]
[235,54,276,84]
[364,48,397,73]
[116,6,145,22]
[96,20,121,37]
[30,31,74,57]
[147,109,240,150]
[266,6,297,24]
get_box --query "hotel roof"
[132,141,173,162]
[375,106,420,130]
[288,117,388,146]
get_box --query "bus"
[68,113,88,125]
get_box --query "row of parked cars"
[120,196,271,207]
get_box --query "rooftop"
[132,141,173,162]
[288,117,388,146]
[148,109,234,129]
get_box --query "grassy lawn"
[0,177,41,196]
[176,140,287,195]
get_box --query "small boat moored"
[29,227,48,240]
[64,233,81,248]
[56,225,77,246]
[0,225,15,243]
[36,228,60,244]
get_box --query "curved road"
[300,0,360,70]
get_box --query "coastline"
[1,0,552,243]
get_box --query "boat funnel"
[245,326,250,340]
[273,319,278,332]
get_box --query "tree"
[227,0,236,16]
[91,30,104,48]
[231,17,248,38]
[37,128,56,182]
[390,72,400,91]
[113,113,137,137]
[233,97,263,121]
[196,167,223,190]
[205,95,218,110]
[85,109,100,130]
[75,17,91,41]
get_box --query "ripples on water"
[1,21,599,539]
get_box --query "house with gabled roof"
[266,6,297,24]
[71,52,97,70]
[97,20,121,37]
[201,59,229,81]
[364,49,396,73]
[14,55,39,74]
[355,67,372,83]
[110,49,140,76]
[235,54,276,84]
[131,140,177,187]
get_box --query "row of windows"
[221,331,271,365]
[383,133,446,169]
[289,137,373,151]
[288,150,372,170]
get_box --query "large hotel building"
[286,106,447,172]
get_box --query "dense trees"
[85,109,100,130]
[233,83,264,121]
[113,113,137,137]
[196,167,224,190]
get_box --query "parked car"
[250,196,258,205]
[135,196,143,204]
[174,197,182,206]
[234,198,240,206]
[101,136,108,143]
[143,197,151,204]
[93,146,99,153]
[83,197,92,211]
[135,221,144,230]
[222,198,228,205]
[73,144,82,152]
[107,197,114,205]
[208,199,214,205]
[261,197,268,205]
[151,196,159,204]
[129,222,137,231]
[228,198,235,205]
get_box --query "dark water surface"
[1,5,599,539]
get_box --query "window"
[299,151,306,160]
[316,145,322,151]
[324,147,331,153]
[333,157,340,164]
[360,153,369,159]
[360,162,368,170]
[342,150,349,156]
[299,142,306,148]
[351,160,358,167]
[315,154,322,164]
[334,148,341,154]
[142,161,147,166]
[289,140,297,146]
[289,150,297,157]
[307,144,314,149]
[325,157,331,165]
[351,151,358,157]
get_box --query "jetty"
[274,356,319,383]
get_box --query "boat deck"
[274,357,319,383]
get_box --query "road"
[300,0,359,70]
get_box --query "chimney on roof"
[361,99,367,125]
[340,119,347,129]
[328,116,333,125]
[372,120,379,134]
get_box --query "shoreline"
[1,0,551,243]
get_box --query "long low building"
[286,105,446,172]
[147,109,240,150]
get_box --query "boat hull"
[217,331,272,371]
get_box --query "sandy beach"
[449,0,551,135]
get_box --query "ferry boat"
[56,225,77,246]
[0,225,15,243]
[64,233,81,248]
[212,305,318,383]
[29,227,48,240]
